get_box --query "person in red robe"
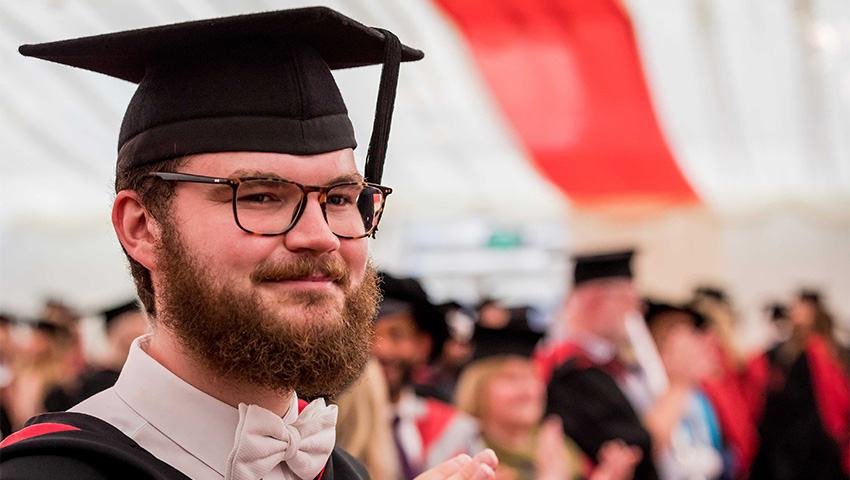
[744,290,849,480]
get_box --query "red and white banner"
[1,0,847,324]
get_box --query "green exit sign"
[488,231,522,249]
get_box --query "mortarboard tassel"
[364,28,402,185]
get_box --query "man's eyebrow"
[228,170,364,185]
[328,173,365,184]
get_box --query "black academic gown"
[0,412,370,480]
[546,355,659,480]
[749,344,849,480]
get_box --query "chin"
[264,292,344,315]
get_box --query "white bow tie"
[225,398,338,480]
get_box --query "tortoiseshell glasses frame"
[146,172,392,239]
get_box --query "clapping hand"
[415,449,499,480]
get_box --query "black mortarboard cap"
[102,299,142,329]
[470,324,543,362]
[799,288,822,304]
[765,302,788,321]
[377,272,448,361]
[572,249,635,286]
[694,286,729,304]
[31,319,71,338]
[644,299,706,330]
[0,313,15,326]
[19,7,424,183]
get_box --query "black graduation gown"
[546,357,659,480]
[749,346,848,480]
[0,412,370,480]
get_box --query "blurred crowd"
[1,249,848,480]
[0,300,149,436]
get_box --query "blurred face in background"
[572,278,641,344]
[478,302,511,330]
[481,357,545,432]
[649,312,718,384]
[0,318,15,362]
[789,298,816,330]
[372,310,431,403]
[107,311,151,366]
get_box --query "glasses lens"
[325,184,385,238]
[234,179,303,234]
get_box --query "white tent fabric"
[627,0,849,216]
[0,0,847,345]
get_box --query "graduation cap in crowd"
[765,302,788,322]
[102,299,142,331]
[377,272,449,361]
[799,288,823,305]
[29,319,72,338]
[19,7,424,183]
[0,313,15,327]
[643,299,706,330]
[572,249,635,286]
[693,286,730,304]
[469,323,544,363]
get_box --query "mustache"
[251,256,351,287]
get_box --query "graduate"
[1,7,498,480]
[537,250,712,480]
[745,290,849,480]
[458,323,641,480]
[372,273,484,480]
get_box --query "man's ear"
[113,190,161,271]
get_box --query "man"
[373,274,485,480]
[536,250,707,480]
[1,8,497,480]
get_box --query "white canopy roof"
[1,0,847,329]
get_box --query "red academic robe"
[700,339,758,479]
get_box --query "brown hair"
[114,156,189,318]
[333,359,399,480]
[799,292,836,343]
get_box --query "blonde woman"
[457,325,640,480]
[334,359,400,480]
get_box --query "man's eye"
[238,192,280,204]
[326,193,354,206]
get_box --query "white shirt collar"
[565,330,617,364]
[114,335,300,476]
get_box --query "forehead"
[580,277,634,294]
[493,356,534,374]
[599,278,636,292]
[179,149,360,181]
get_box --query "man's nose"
[283,194,340,254]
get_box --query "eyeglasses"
[147,172,392,239]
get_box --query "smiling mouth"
[261,274,340,289]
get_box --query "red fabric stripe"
[415,398,456,453]
[806,335,850,473]
[701,345,758,479]
[534,341,593,382]
[0,423,81,448]
[297,398,329,480]
[434,0,699,206]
